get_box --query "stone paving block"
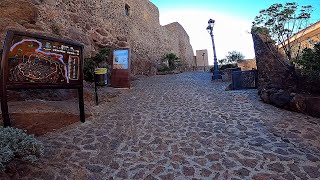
[2,72,320,179]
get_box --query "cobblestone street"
[6,72,320,180]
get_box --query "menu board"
[113,49,129,70]
[4,34,82,84]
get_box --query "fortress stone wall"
[0,0,194,75]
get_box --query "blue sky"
[150,0,320,64]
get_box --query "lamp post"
[207,19,222,80]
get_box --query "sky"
[150,0,320,65]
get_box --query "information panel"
[6,34,81,84]
[111,48,131,88]
[113,49,129,70]
[1,30,85,127]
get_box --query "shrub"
[158,53,181,72]
[294,42,320,76]
[157,66,175,72]
[0,128,44,171]
[164,53,180,69]
[83,58,96,82]
[83,48,111,82]
[294,42,320,94]
[219,64,238,70]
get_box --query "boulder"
[269,91,291,108]
[290,94,306,113]
[260,90,270,104]
[306,97,320,118]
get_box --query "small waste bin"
[94,68,108,86]
[94,68,108,105]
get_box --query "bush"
[83,48,111,82]
[294,43,320,94]
[158,53,181,72]
[164,53,180,69]
[157,66,175,72]
[219,64,238,70]
[84,58,96,82]
[0,128,44,171]
[294,42,320,76]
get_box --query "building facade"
[195,50,209,71]
[278,21,320,54]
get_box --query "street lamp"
[207,19,222,80]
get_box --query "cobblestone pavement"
[4,72,320,180]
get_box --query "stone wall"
[0,0,194,75]
[252,30,320,118]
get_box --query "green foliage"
[0,128,44,171]
[218,58,227,65]
[294,42,320,76]
[159,53,181,72]
[219,64,238,70]
[164,53,180,69]
[252,2,313,61]
[83,48,111,82]
[226,51,245,64]
[93,48,110,64]
[157,66,176,72]
[84,58,96,82]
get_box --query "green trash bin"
[94,68,108,86]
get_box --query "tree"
[226,51,245,64]
[218,58,227,65]
[252,2,313,62]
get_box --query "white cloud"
[159,9,255,65]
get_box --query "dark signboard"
[111,48,131,88]
[1,30,85,127]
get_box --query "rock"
[182,166,195,176]
[235,168,250,177]
[260,90,270,103]
[267,162,285,173]
[305,96,320,118]
[96,28,109,37]
[90,31,103,43]
[303,166,320,178]
[290,94,306,113]
[200,168,212,177]
[31,0,42,5]
[269,90,291,108]
[0,0,38,24]
[117,41,129,47]
[69,13,81,24]
[225,84,233,91]
[85,164,104,173]
[117,36,127,42]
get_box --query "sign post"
[111,48,131,88]
[0,30,85,127]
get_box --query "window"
[125,4,130,16]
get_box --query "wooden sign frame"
[111,48,131,88]
[1,30,85,127]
